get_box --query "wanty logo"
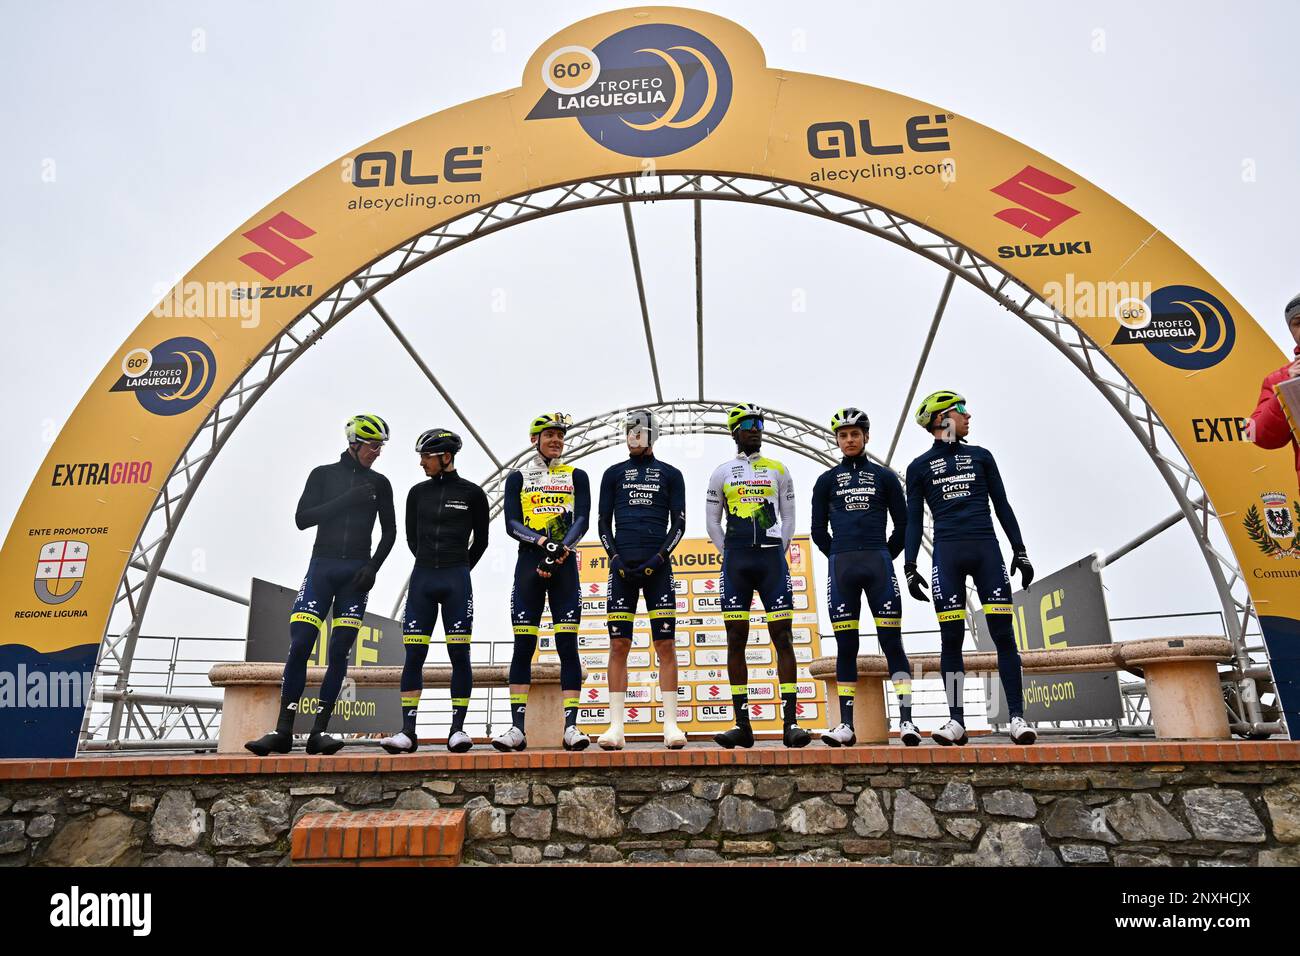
[991,166,1092,260]
[525,23,732,158]
[1110,285,1236,370]
[35,540,88,605]
[110,337,216,416]
[1243,492,1299,559]
[238,212,315,281]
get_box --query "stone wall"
[2,761,1298,866]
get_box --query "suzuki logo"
[990,165,1079,238]
[238,212,315,280]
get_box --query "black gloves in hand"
[1010,550,1034,587]
[348,564,377,594]
[903,563,930,603]
[640,553,666,576]
[610,554,627,578]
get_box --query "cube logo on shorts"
[526,23,733,158]
[1110,284,1235,370]
[110,337,217,416]
[35,540,88,605]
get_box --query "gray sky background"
[2,1,1297,667]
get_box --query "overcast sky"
[2,1,1297,676]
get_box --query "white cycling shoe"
[446,729,473,753]
[491,726,527,752]
[563,725,591,751]
[379,731,417,755]
[598,727,625,751]
[663,725,687,750]
[899,721,922,747]
[932,719,969,746]
[1009,716,1038,745]
[821,722,857,747]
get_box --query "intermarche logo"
[238,211,315,280]
[990,165,1080,238]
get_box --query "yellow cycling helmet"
[914,391,966,429]
[529,412,573,436]
[726,403,764,432]
[345,414,390,444]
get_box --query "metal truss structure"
[87,172,1282,748]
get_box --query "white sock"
[607,692,626,734]
[661,690,679,733]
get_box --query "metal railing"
[79,608,1273,751]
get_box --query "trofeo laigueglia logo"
[1110,284,1236,371]
[526,23,733,158]
[109,336,217,416]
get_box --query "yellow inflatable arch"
[3,7,1296,755]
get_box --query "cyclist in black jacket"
[380,429,489,754]
[246,415,396,756]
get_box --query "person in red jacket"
[1249,293,1300,493]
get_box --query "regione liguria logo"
[526,23,733,157]
[110,336,217,416]
[1110,284,1236,370]
[1243,492,1300,559]
[35,540,88,605]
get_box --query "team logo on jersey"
[34,540,88,605]
[928,458,947,476]
[1244,493,1300,558]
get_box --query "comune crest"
[1243,496,1300,558]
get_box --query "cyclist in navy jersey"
[810,407,917,747]
[596,409,687,750]
[903,391,1037,746]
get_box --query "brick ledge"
[1,740,1298,780]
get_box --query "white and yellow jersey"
[504,454,591,550]
[705,451,795,551]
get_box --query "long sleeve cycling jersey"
[405,470,490,569]
[597,452,686,560]
[810,453,906,558]
[503,453,591,551]
[294,451,396,568]
[903,439,1024,565]
[705,451,795,552]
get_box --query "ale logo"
[526,23,732,158]
[35,540,88,605]
[110,336,217,416]
[1243,492,1300,559]
[1110,284,1236,370]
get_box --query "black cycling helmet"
[415,428,463,455]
